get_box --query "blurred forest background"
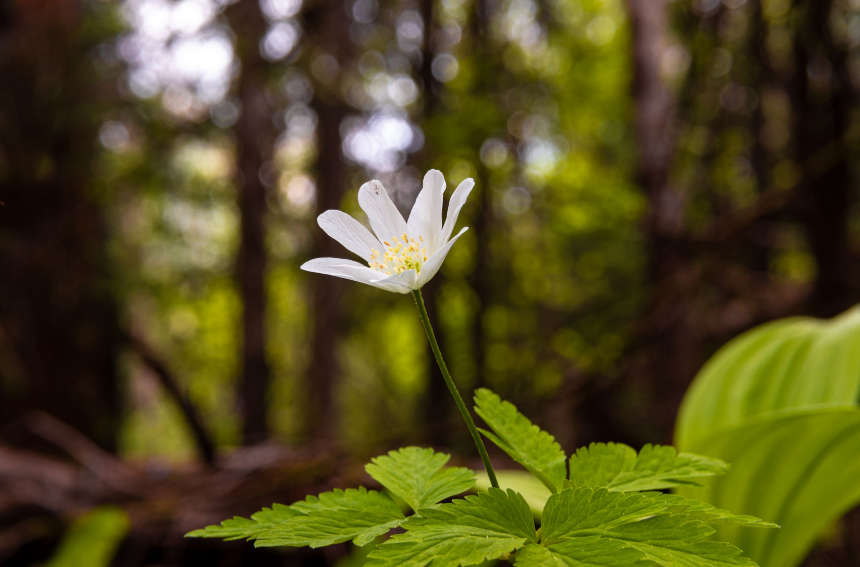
[2,0,860,564]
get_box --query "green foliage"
[475,470,552,518]
[188,447,473,548]
[190,392,768,566]
[677,307,860,449]
[365,446,476,511]
[186,503,303,541]
[366,488,537,567]
[643,494,778,529]
[474,388,567,492]
[568,442,728,492]
[256,488,406,548]
[188,488,405,547]
[675,306,860,567]
[45,506,130,567]
[524,487,758,567]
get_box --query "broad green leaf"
[534,487,758,567]
[474,388,567,492]
[256,487,406,547]
[644,494,777,528]
[365,446,476,511]
[366,488,537,567]
[675,306,860,567]
[568,442,728,492]
[186,503,302,541]
[678,408,860,567]
[677,306,860,449]
[475,470,552,518]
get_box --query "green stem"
[412,289,499,488]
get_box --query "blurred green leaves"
[44,507,129,567]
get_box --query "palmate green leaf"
[366,488,537,567]
[568,442,728,492]
[474,470,553,518]
[518,487,758,567]
[256,487,405,547]
[539,487,666,544]
[186,503,302,541]
[474,388,567,492]
[515,540,647,567]
[187,487,405,548]
[365,446,476,511]
[675,305,860,567]
[644,494,777,528]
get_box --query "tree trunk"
[226,0,275,445]
[0,0,121,450]
[791,0,855,317]
[306,0,351,443]
[626,0,695,439]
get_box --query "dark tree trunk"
[791,0,855,317]
[0,0,121,450]
[748,0,771,273]
[307,99,347,444]
[226,0,275,445]
[626,0,695,439]
[468,0,494,395]
[306,0,351,443]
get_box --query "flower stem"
[412,289,499,488]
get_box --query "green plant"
[188,172,774,565]
[189,389,775,566]
[675,306,860,567]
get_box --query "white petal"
[360,268,419,293]
[416,227,468,288]
[407,169,445,255]
[301,258,412,293]
[358,180,408,246]
[440,178,474,245]
[390,269,419,290]
[317,210,382,261]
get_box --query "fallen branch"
[121,330,217,465]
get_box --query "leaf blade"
[256,487,406,548]
[366,487,537,567]
[537,487,759,567]
[568,442,728,492]
[186,503,302,541]
[187,488,405,548]
[365,446,476,511]
[474,389,567,492]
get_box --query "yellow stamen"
[367,231,429,276]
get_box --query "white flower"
[301,169,474,293]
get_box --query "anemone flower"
[301,169,474,293]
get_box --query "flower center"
[369,232,428,276]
